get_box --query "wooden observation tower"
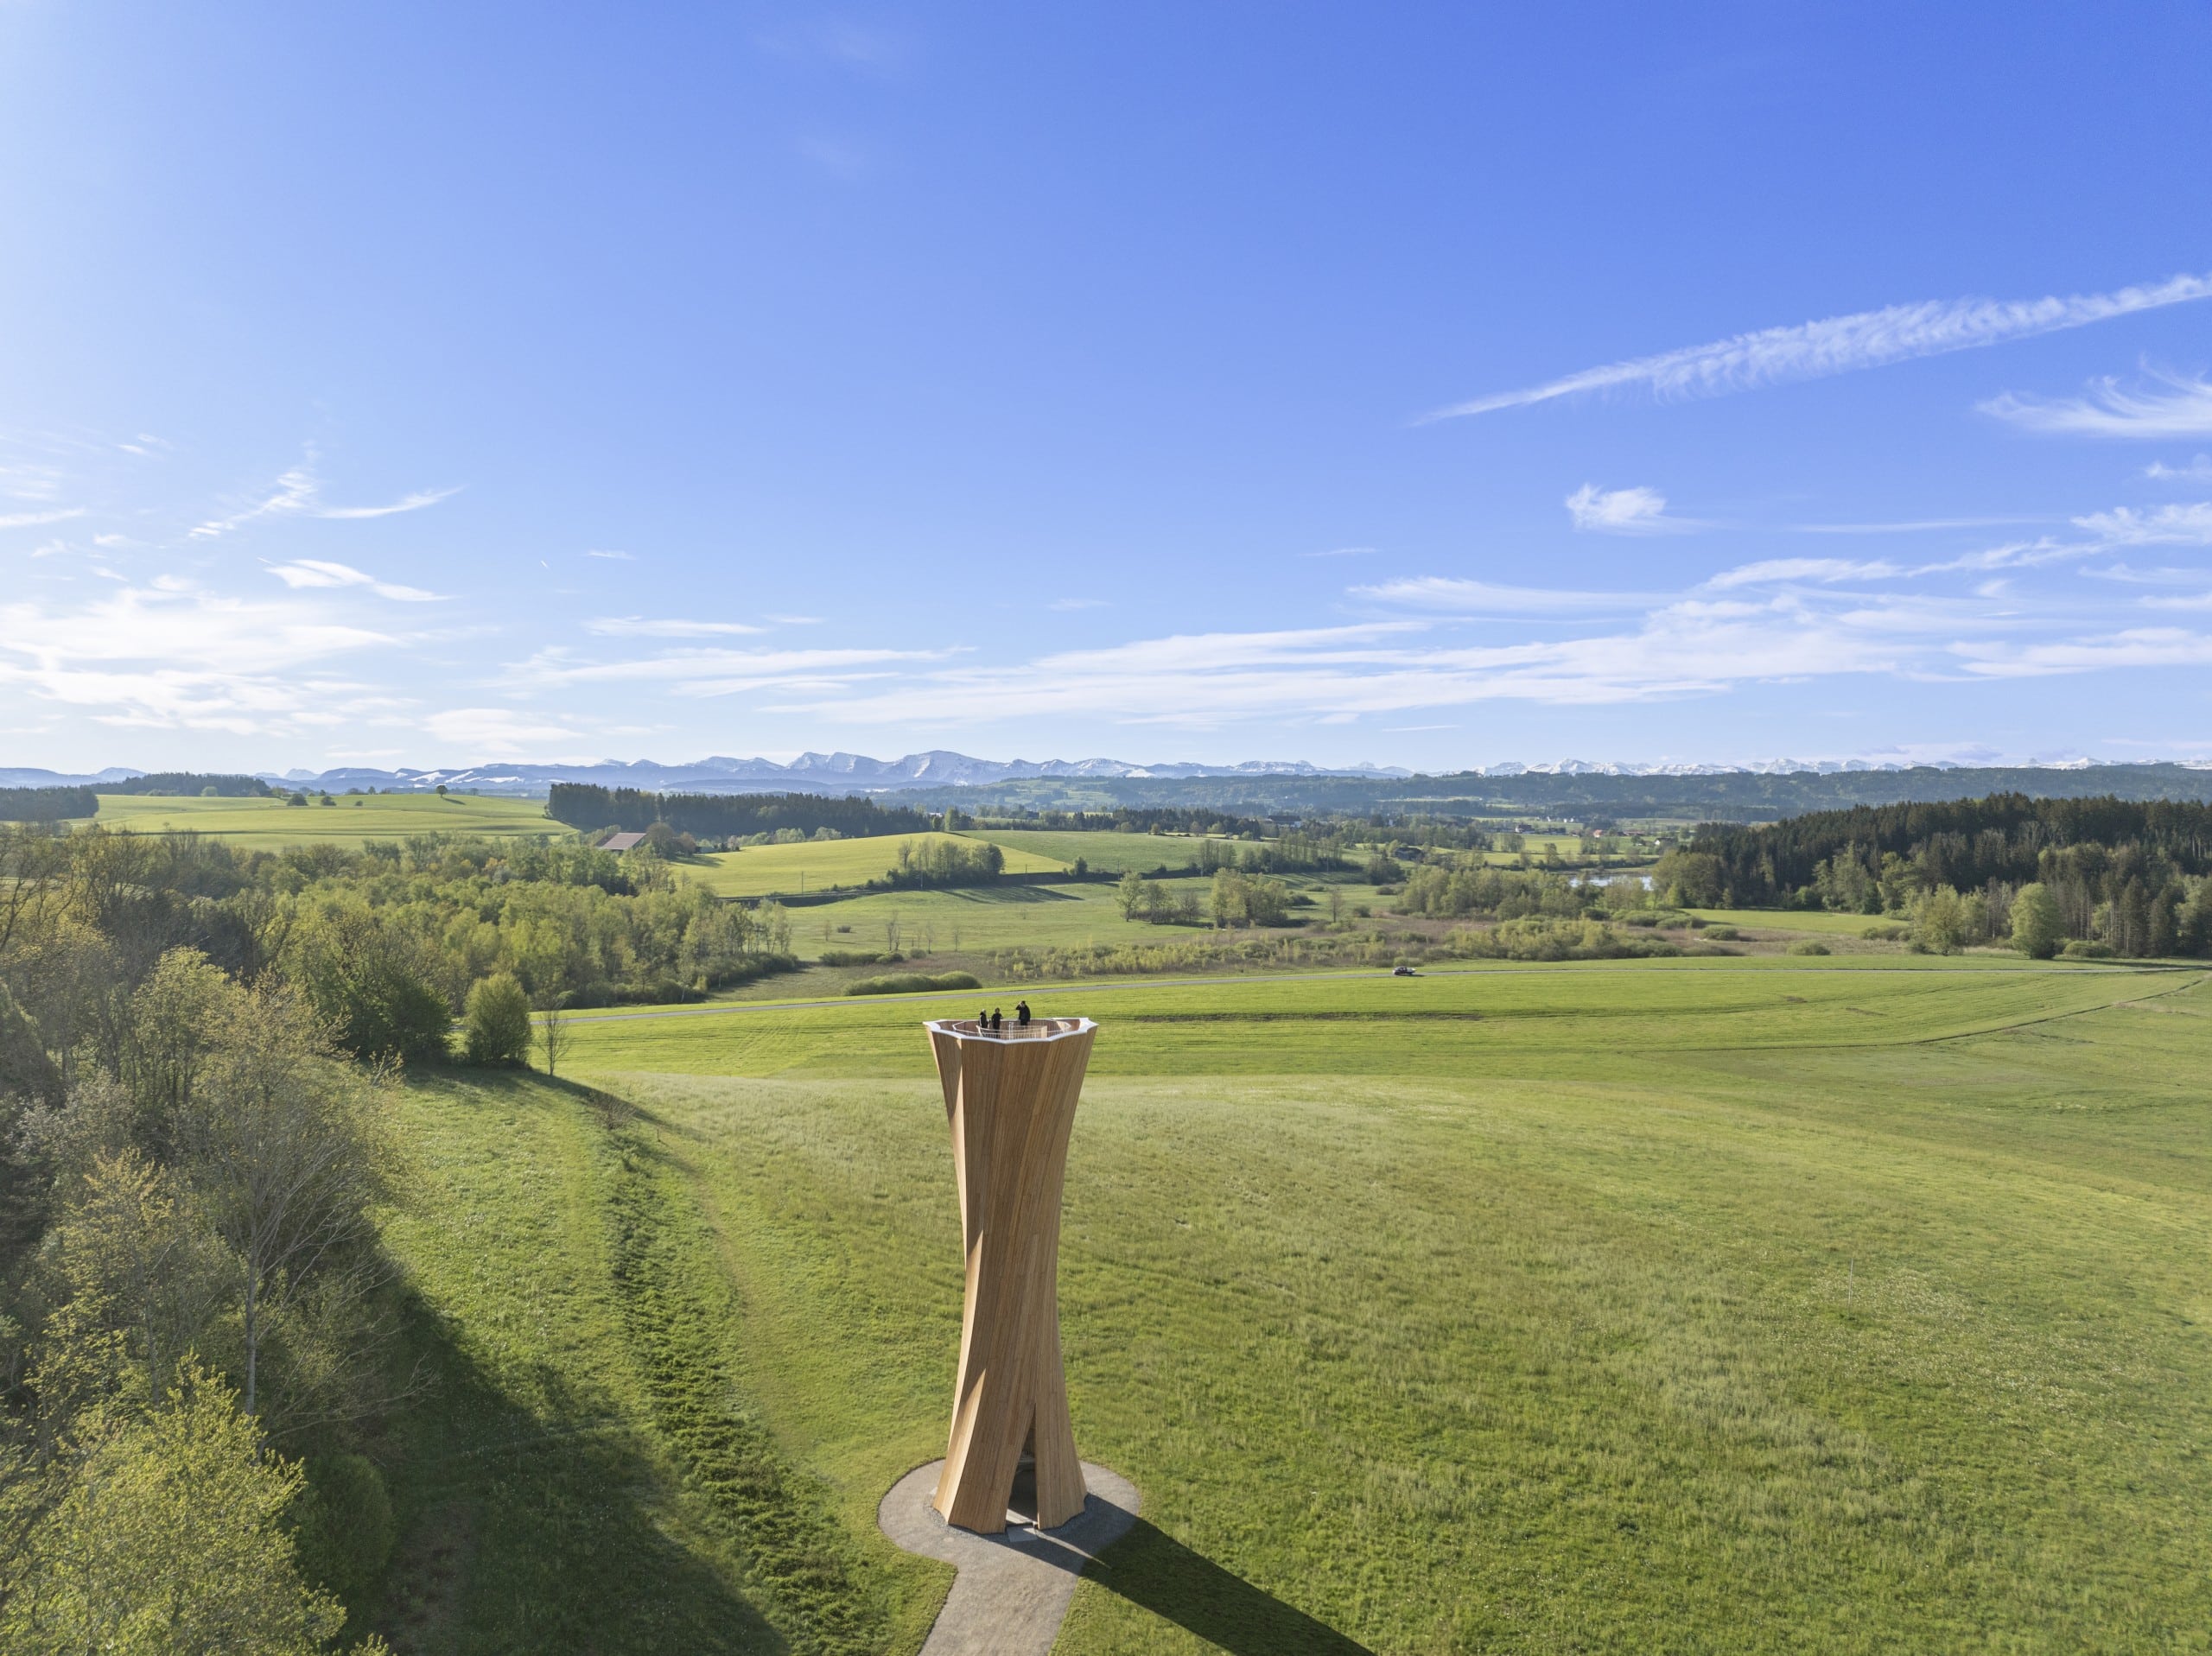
[923,1015,1097,1532]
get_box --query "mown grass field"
[1688,906,1904,936]
[785,877,1393,963]
[687,832,1068,898]
[794,880,1155,959]
[965,829,1246,874]
[381,956,2212,1653]
[86,791,568,847]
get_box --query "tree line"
[0,818,808,1646]
[1662,793,2212,957]
[0,787,95,824]
[0,838,419,1648]
[945,805,1282,837]
[546,784,927,841]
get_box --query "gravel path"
[878,1460,1140,1656]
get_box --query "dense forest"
[546,784,928,842]
[1674,794,2212,956]
[0,787,95,823]
[102,773,275,797]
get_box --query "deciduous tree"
[2010,882,2064,959]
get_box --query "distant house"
[600,831,647,852]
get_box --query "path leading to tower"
[877,1461,1140,1656]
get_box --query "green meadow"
[781,877,1389,965]
[965,829,1248,874]
[687,832,1069,898]
[378,956,2212,1653]
[86,790,568,847]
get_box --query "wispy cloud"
[2145,455,2212,482]
[585,616,767,638]
[2078,562,2202,586]
[1706,558,1901,589]
[1565,483,1689,535]
[509,644,942,699]
[1981,371,2212,437]
[316,488,459,520]
[423,707,594,757]
[780,573,2196,728]
[1427,271,2212,421]
[1952,626,2212,677]
[1353,576,1654,614]
[0,506,89,531]
[584,549,634,561]
[2071,502,2212,545]
[0,580,400,733]
[1786,516,2046,535]
[190,460,458,540]
[1301,545,1379,559]
[1048,597,1109,612]
[267,560,446,601]
[779,603,1937,726]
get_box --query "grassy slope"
[687,833,1068,898]
[537,958,2212,1653]
[376,1070,944,1654]
[551,957,2154,1078]
[89,791,566,848]
[963,829,1242,873]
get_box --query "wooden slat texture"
[924,1017,1096,1532]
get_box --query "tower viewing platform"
[924,1013,1097,1532]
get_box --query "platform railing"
[942,1016,1082,1039]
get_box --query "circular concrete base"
[878,1459,1140,1655]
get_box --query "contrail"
[1425,270,2212,421]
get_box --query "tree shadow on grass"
[938,884,1084,905]
[371,1075,787,1655]
[376,1282,788,1655]
[1086,1519,1374,1656]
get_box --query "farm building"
[599,831,647,852]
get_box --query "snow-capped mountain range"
[2,750,2195,796]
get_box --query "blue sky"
[5,3,2212,774]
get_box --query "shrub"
[1786,939,1831,956]
[817,949,889,967]
[464,973,533,1063]
[845,971,982,996]
[1444,916,1679,963]
[1702,925,1739,941]
[291,1452,394,1602]
[1860,921,1909,942]
[2060,939,2115,960]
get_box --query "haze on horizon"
[3,3,2209,777]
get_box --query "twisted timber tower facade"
[924,1016,1096,1532]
